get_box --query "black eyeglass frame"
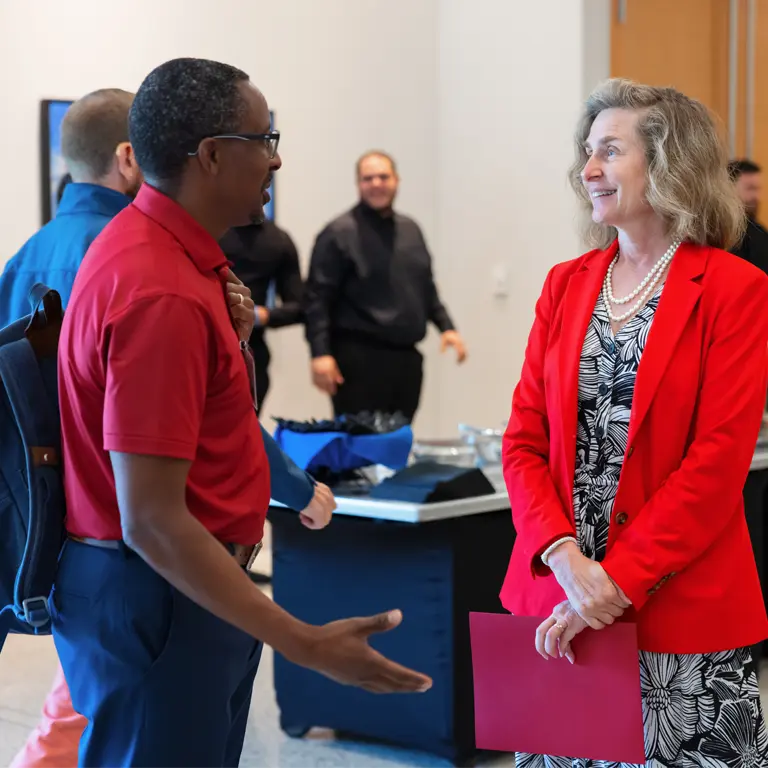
[187,130,280,159]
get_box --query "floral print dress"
[517,291,768,768]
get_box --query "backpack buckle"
[21,596,51,628]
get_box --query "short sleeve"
[103,295,211,460]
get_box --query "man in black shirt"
[729,159,768,275]
[220,220,304,412]
[305,151,466,422]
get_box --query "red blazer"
[500,240,768,653]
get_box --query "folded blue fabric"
[273,425,413,473]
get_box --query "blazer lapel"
[558,244,616,497]
[627,242,706,446]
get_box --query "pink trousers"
[11,663,84,768]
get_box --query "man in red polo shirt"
[53,57,431,768]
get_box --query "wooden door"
[612,0,768,228]
[752,1,768,176]
[610,0,731,140]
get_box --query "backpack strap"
[0,340,60,450]
[28,283,62,321]
[0,338,64,631]
[28,283,56,313]
[25,286,63,360]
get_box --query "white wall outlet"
[492,264,509,298]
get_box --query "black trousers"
[251,337,270,414]
[331,337,423,422]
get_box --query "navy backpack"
[0,284,66,651]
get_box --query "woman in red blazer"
[503,79,768,767]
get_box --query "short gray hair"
[61,89,134,180]
[356,151,398,178]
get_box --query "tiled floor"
[0,581,512,768]
[3,580,768,768]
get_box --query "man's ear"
[115,142,136,176]
[193,137,222,177]
[115,142,143,193]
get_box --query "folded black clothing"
[273,411,409,436]
[368,461,496,504]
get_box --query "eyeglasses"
[188,130,280,159]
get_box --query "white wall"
[0,0,441,431]
[0,0,610,438]
[429,0,611,437]
[583,0,613,100]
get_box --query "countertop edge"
[270,447,768,523]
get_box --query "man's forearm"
[267,302,303,329]
[124,508,313,663]
[261,424,314,511]
[303,289,334,358]
[307,324,332,358]
[430,304,455,334]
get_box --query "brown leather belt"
[69,536,263,570]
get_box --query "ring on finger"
[554,620,568,631]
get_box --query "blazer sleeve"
[503,265,576,575]
[601,272,768,610]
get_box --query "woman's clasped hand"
[535,540,631,662]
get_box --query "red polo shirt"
[58,184,270,545]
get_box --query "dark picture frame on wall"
[40,99,73,225]
[264,109,276,222]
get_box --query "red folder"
[469,612,645,764]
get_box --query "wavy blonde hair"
[569,78,745,250]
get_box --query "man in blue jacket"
[0,89,141,328]
[0,88,320,515]
[8,87,333,768]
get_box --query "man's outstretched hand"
[294,609,432,694]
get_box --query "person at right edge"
[501,79,768,767]
[729,158,768,275]
[52,58,431,768]
[304,151,467,422]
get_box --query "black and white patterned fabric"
[518,291,768,767]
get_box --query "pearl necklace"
[601,239,681,323]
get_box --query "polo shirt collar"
[132,184,229,274]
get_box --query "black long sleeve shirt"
[219,221,304,341]
[731,219,768,276]
[304,203,455,357]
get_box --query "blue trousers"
[51,540,262,767]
